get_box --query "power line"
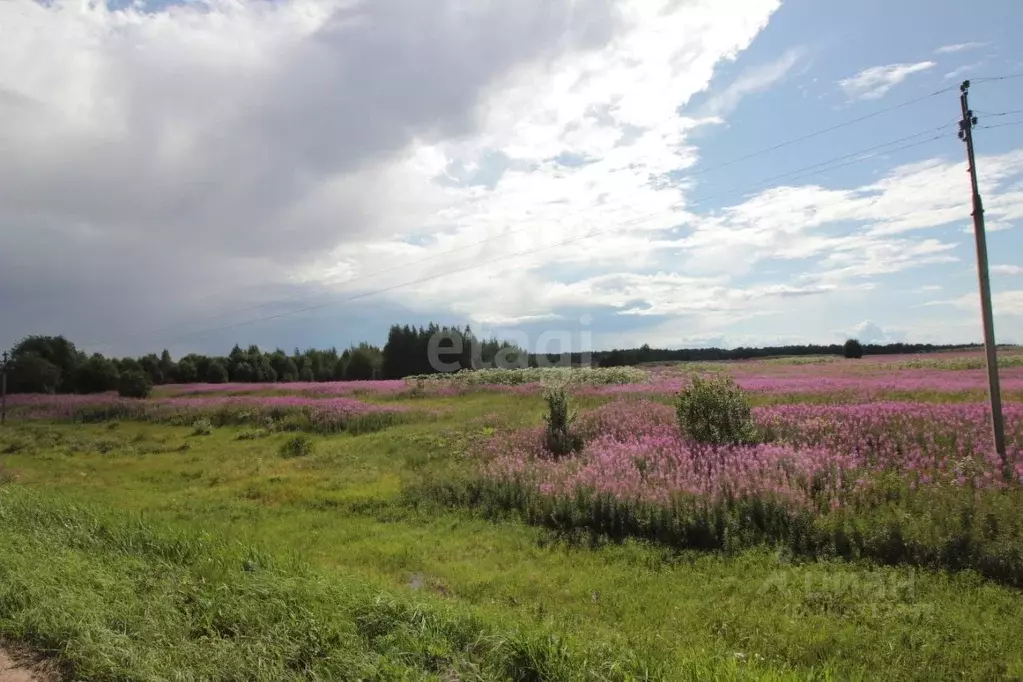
[54,72,1023,350]
[150,128,953,345]
[972,73,1023,83]
[89,85,961,346]
[684,86,957,178]
[682,121,956,205]
[972,109,1023,117]
[977,120,1023,130]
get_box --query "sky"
[1,0,1022,357]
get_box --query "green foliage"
[8,353,62,394]
[419,475,1023,588]
[237,428,272,441]
[675,374,758,445]
[597,340,982,366]
[888,354,1023,370]
[207,361,229,384]
[382,323,528,379]
[117,370,153,399]
[175,358,198,383]
[73,354,120,394]
[191,418,213,436]
[279,434,314,459]
[10,335,82,392]
[542,384,582,456]
[343,347,378,381]
[844,338,864,359]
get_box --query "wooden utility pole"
[1,351,8,426]
[958,79,1008,477]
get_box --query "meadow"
[1,353,1023,680]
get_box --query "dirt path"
[0,647,54,682]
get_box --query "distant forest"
[591,342,987,366]
[0,324,994,395]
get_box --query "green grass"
[2,391,1023,679]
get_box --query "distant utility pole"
[1,351,8,427]
[958,79,1008,477]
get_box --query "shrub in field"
[542,384,582,456]
[844,338,864,359]
[279,434,314,458]
[191,418,213,436]
[675,374,757,445]
[117,370,153,398]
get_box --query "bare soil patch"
[0,646,57,682]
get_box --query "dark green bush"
[844,338,864,359]
[675,374,757,445]
[9,353,62,394]
[206,362,229,384]
[117,370,153,399]
[73,354,120,394]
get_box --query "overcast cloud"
[1,0,1021,355]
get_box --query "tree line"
[3,336,383,395]
[1,328,996,396]
[1,325,527,395]
[593,341,985,366]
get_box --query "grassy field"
[2,362,1023,680]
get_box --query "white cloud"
[702,47,805,116]
[935,42,988,54]
[847,320,903,343]
[2,0,1021,354]
[926,291,1023,316]
[993,265,1023,275]
[838,61,935,101]
[327,143,1019,337]
[945,61,986,80]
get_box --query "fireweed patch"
[417,399,1023,584]
[5,394,417,435]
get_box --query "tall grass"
[407,475,1023,587]
[0,487,671,681]
[28,399,416,436]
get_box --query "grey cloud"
[0,0,621,351]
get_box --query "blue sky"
[1,0,1021,357]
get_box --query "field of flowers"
[8,353,1023,578]
[5,391,413,434]
[406,353,1023,585]
[4,350,1023,678]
